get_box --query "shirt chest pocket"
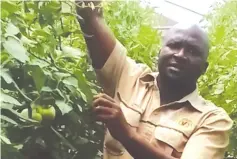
[154,126,188,154]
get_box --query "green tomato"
[35,106,43,114]
[42,106,56,120]
[21,108,42,123]
[36,106,56,121]
[32,112,42,122]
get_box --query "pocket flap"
[120,102,141,127]
[154,126,187,153]
[118,92,142,127]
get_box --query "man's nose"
[173,48,187,61]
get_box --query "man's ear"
[202,62,209,74]
[158,49,161,57]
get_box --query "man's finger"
[93,93,115,103]
[93,105,113,115]
[92,97,116,108]
[93,106,114,123]
[95,114,113,123]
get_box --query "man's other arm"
[76,1,116,69]
[76,1,149,97]
[181,109,233,159]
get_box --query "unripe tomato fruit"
[20,109,42,123]
[36,105,56,121]
[32,112,43,122]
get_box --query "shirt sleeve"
[94,39,150,97]
[181,109,233,159]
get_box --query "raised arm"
[75,1,150,97]
[75,1,116,69]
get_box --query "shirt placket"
[137,84,159,142]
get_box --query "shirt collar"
[140,72,207,112]
[139,72,158,87]
[177,88,207,112]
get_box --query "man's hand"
[92,94,177,159]
[75,1,103,20]
[92,93,133,143]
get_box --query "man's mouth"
[168,63,184,71]
[166,62,186,76]
[168,66,181,72]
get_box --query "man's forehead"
[163,23,208,43]
[163,23,209,48]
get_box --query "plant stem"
[50,126,77,151]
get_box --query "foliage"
[104,1,161,69]
[0,1,160,159]
[1,1,102,159]
[198,0,237,158]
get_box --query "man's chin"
[164,72,184,83]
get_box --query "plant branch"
[1,58,13,68]
[50,126,77,151]
[13,82,32,102]
[48,54,78,79]
[28,52,51,64]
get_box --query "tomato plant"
[199,0,237,158]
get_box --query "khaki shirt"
[95,40,233,159]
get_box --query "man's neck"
[157,76,196,105]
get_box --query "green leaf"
[21,35,37,47]
[0,115,18,125]
[1,8,9,19]
[5,22,20,36]
[1,143,25,159]
[213,83,225,95]
[13,144,23,150]
[78,89,87,103]
[55,100,72,115]
[62,77,78,88]
[54,89,67,100]
[26,65,46,92]
[0,92,22,106]
[226,100,233,104]
[1,69,14,84]
[41,86,53,92]
[45,1,61,12]
[61,45,83,58]
[75,137,89,145]
[0,135,11,144]
[1,1,18,14]
[74,70,93,102]
[1,102,14,109]
[53,72,70,81]
[50,126,76,151]
[29,58,50,68]
[1,107,38,125]
[3,37,29,63]
[61,2,72,13]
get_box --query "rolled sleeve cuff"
[95,39,127,73]
[95,40,127,96]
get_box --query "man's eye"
[168,43,180,49]
[188,48,198,56]
[188,48,193,53]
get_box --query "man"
[76,1,233,159]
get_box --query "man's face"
[158,25,209,84]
